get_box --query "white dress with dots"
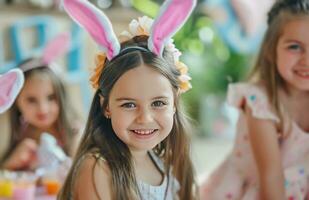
[200,83,309,200]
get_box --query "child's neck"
[131,149,148,161]
[131,150,164,186]
[280,88,309,132]
[281,86,309,108]
[285,86,309,99]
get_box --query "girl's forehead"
[280,17,309,39]
[281,14,309,28]
[109,65,174,100]
[22,75,55,94]
[26,73,52,84]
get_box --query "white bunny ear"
[62,0,120,60]
[42,32,71,65]
[148,0,197,56]
[0,69,24,114]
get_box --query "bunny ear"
[148,0,197,56]
[62,0,120,60]
[42,32,71,65]
[0,69,24,114]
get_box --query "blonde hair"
[249,0,309,135]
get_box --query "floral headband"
[0,69,24,114]
[62,0,196,93]
[19,32,71,72]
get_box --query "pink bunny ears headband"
[0,69,24,114]
[62,0,196,93]
[19,32,71,72]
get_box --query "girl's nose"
[38,101,49,113]
[136,107,152,124]
[300,51,309,67]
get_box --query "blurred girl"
[200,0,309,199]
[0,33,82,171]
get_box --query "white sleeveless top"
[137,151,180,200]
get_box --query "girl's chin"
[34,123,54,131]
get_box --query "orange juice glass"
[44,179,61,195]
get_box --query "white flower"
[166,45,181,62]
[119,30,133,41]
[138,16,153,33]
[179,74,192,82]
[129,19,140,35]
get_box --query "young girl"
[200,0,309,199]
[58,0,198,199]
[0,33,82,171]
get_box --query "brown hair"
[248,0,309,134]
[58,35,198,200]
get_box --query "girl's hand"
[3,138,38,170]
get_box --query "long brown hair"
[248,0,309,133]
[1,63,78,163]
[58,35,198,200]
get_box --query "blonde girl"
[200,0,309,199]
[0,33,81,171]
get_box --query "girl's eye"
[121,102,136,108]
[26,97,36,104]
[152,100,167,107]
[48,94,56,101]
[288,44,301,51]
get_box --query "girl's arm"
[245,105,285,200]
[74,156,112,200]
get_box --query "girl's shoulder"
[73,149,112,200]
[227,82,279,123]
[75,149,108,173]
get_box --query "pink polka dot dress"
[200,83,309,200]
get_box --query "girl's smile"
[130,129,159,139]
[293,69,309,79]
[36,113,49,121]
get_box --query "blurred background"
[0,0,274,181]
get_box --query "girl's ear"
[0,69,24,114]
[99,94,104,107]
[62,0,120,60]
[99,94,111,118]
[148,0,197,56]
[104,106,111,119]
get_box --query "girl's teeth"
[296,71,309,77]
[133,130,155,135]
